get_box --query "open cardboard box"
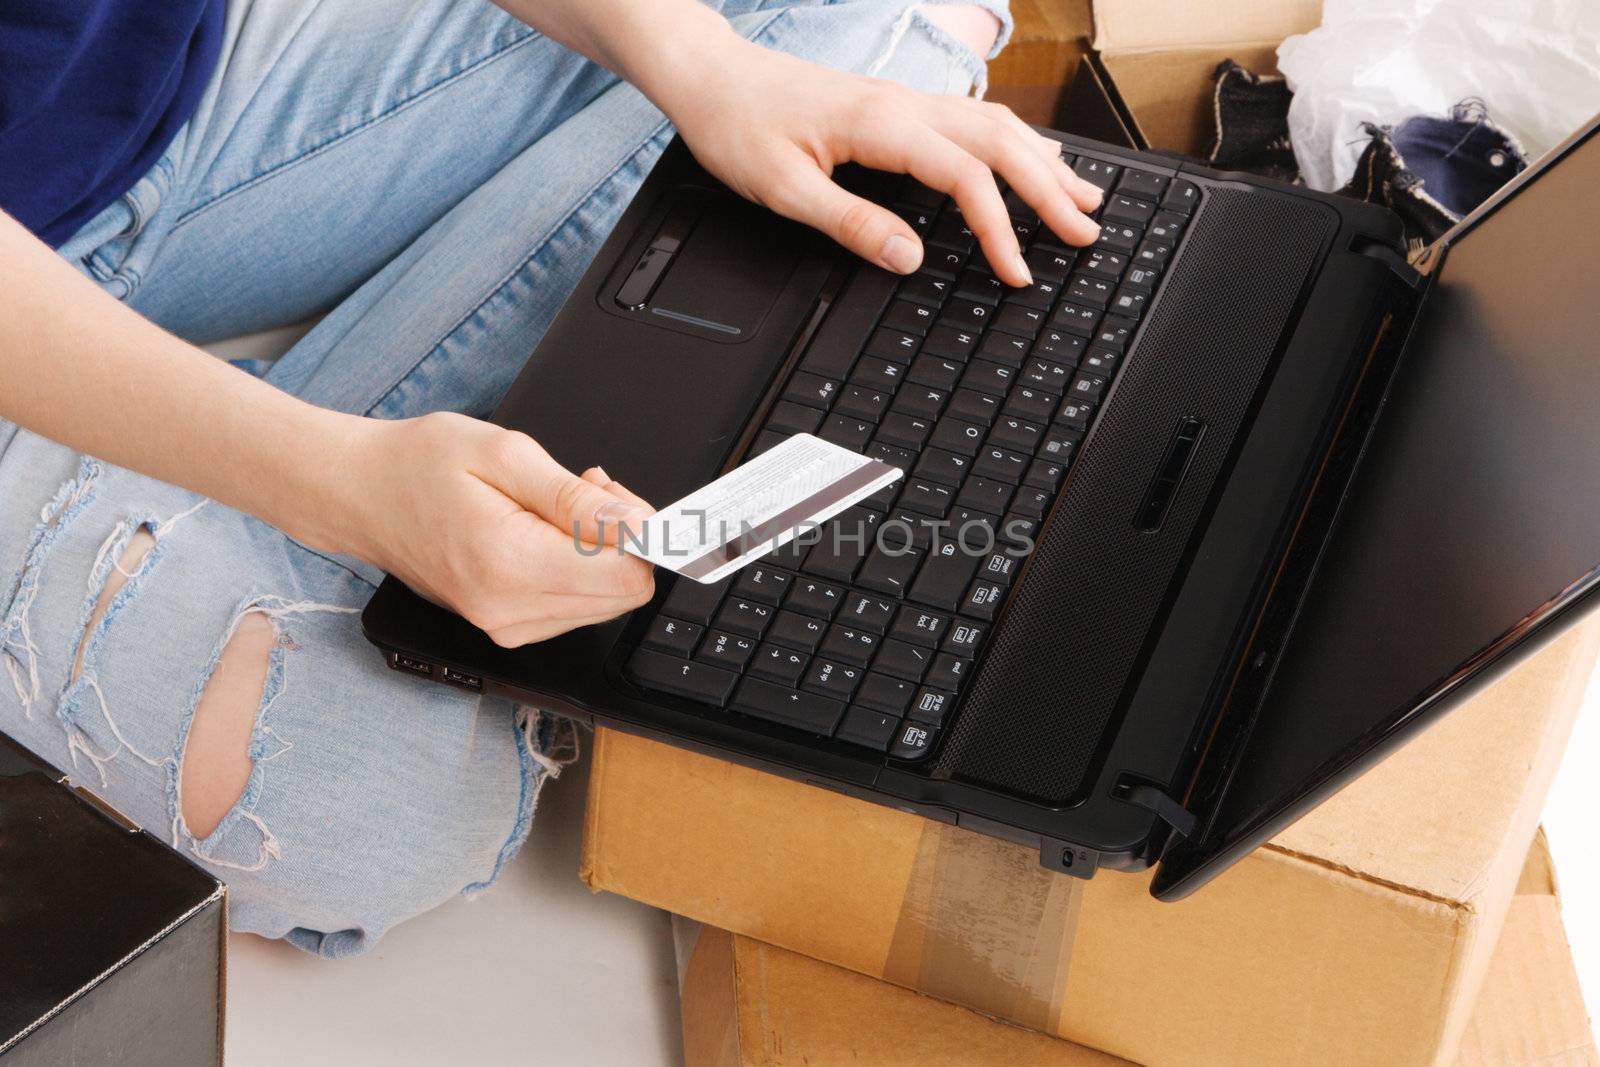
[586,611,1600,1066]
[1063,0,1322,156]
[678,834,1596,1067]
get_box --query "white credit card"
[621,433,903,584]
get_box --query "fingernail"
[597,500,649,525]
[879,234,922,274]
[1013,252,1033,286]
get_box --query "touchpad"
[608,188,799,343]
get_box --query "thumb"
[492,438,651,546]
[769,160,924,275]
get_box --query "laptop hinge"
[1358,242,1424,291]
[1123,783,1198,840]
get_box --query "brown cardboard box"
[1070,0,1322,156]
[585,616,1600,1066]
[985,0,1094,127]
[678,837,1596,1067]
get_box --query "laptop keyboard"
[625,149,1198,762]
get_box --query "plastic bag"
[1277,0,1600,191]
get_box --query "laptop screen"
[1162,120,1600,894]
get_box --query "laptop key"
[1162,179,1199,214]
[906,354,964,392]
[892,385,949,420]
[1103,194,1155,225]
[1024,245,1074,284]
[955,267,1005,305]
[857,545,923,596]
[661,575,733,625]
[732,678,846,735]
[627,649,739,707]
[890,606,950,648]
[989,416,1043,454]
[1051,301,1101,336]
[898,478,956,517]
[930,417,986,456]
[803,658,865,700]
[909,545,981,611]
[750,643,809,686]
[854,672,916,717]
[1025,458,1068,492]
[767,610,827,652]
[962,580,1006,620]
[955,477,1013,515]
[834,384,890,422]
[765,401,823,436]
[947,387,1002,424]
[1069,373,1109,404]
[1117,168,1170,200]
[889,719,938,761]
[1072,157,1120,192]
[1011,486,1053,520]
[836,706,901,751]
[1056,398,1096,432]
[877,412,934,451]
[920,324,980,361]
[840,590,898,632]
[820,414,874,452]
[898,273,952,308]
[974,446,1028,483]
[865,326,922,364]
[732,565,792,605]
[993,303,1046,339]
[696,630,757,671]
[819,625,880,667]
[976,331,1032,368]
[1006,387,1059,424]
[908,688,954,728]
[787,578,846,619]
[927,653,971,691]
[641,616,704,657]
[943,619,987,655]
[781,372,840,411]
[1094,221,1142,254]
[715,599,774,638]
[850,356,906,393]
[882,299,937,336]
[875,638,934,682]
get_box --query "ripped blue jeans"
[0,0,1006,957]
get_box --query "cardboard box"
[585,615,1600,1066]
[1062,0,1321,156]
[1,734,226,1066]
[678,837,1596,1067]
[985,0,1094,127]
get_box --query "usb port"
[392,653,432,677]
[441,667,482,691]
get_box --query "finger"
[513,514,657,600]
[580,466,612,486]
[482,434,650,546]
[488,608,640,649]
[850,122,1029,286]
[763,150,925,275]
[1002,114,1104,213]
[601,479,652,511]
[932,102,1100,251]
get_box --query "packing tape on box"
[883,819,1083,1033]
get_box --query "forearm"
[0,210,361,553]
[490,0,746,117]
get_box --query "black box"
[1,733,225,1066]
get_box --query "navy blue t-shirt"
[0,1,225,247]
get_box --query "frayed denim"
[4,0,1009,957]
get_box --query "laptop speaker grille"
[931,186,1337,805]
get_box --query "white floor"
[211,324,1600,1063]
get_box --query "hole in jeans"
[71,526,157,683]
[921,4,1001,58]
[180,610,277,839]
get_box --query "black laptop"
[362,116,1600,899]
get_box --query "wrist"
[619,10,751,122]
[264,403,384,562]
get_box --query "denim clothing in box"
[0,0,1009,957]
